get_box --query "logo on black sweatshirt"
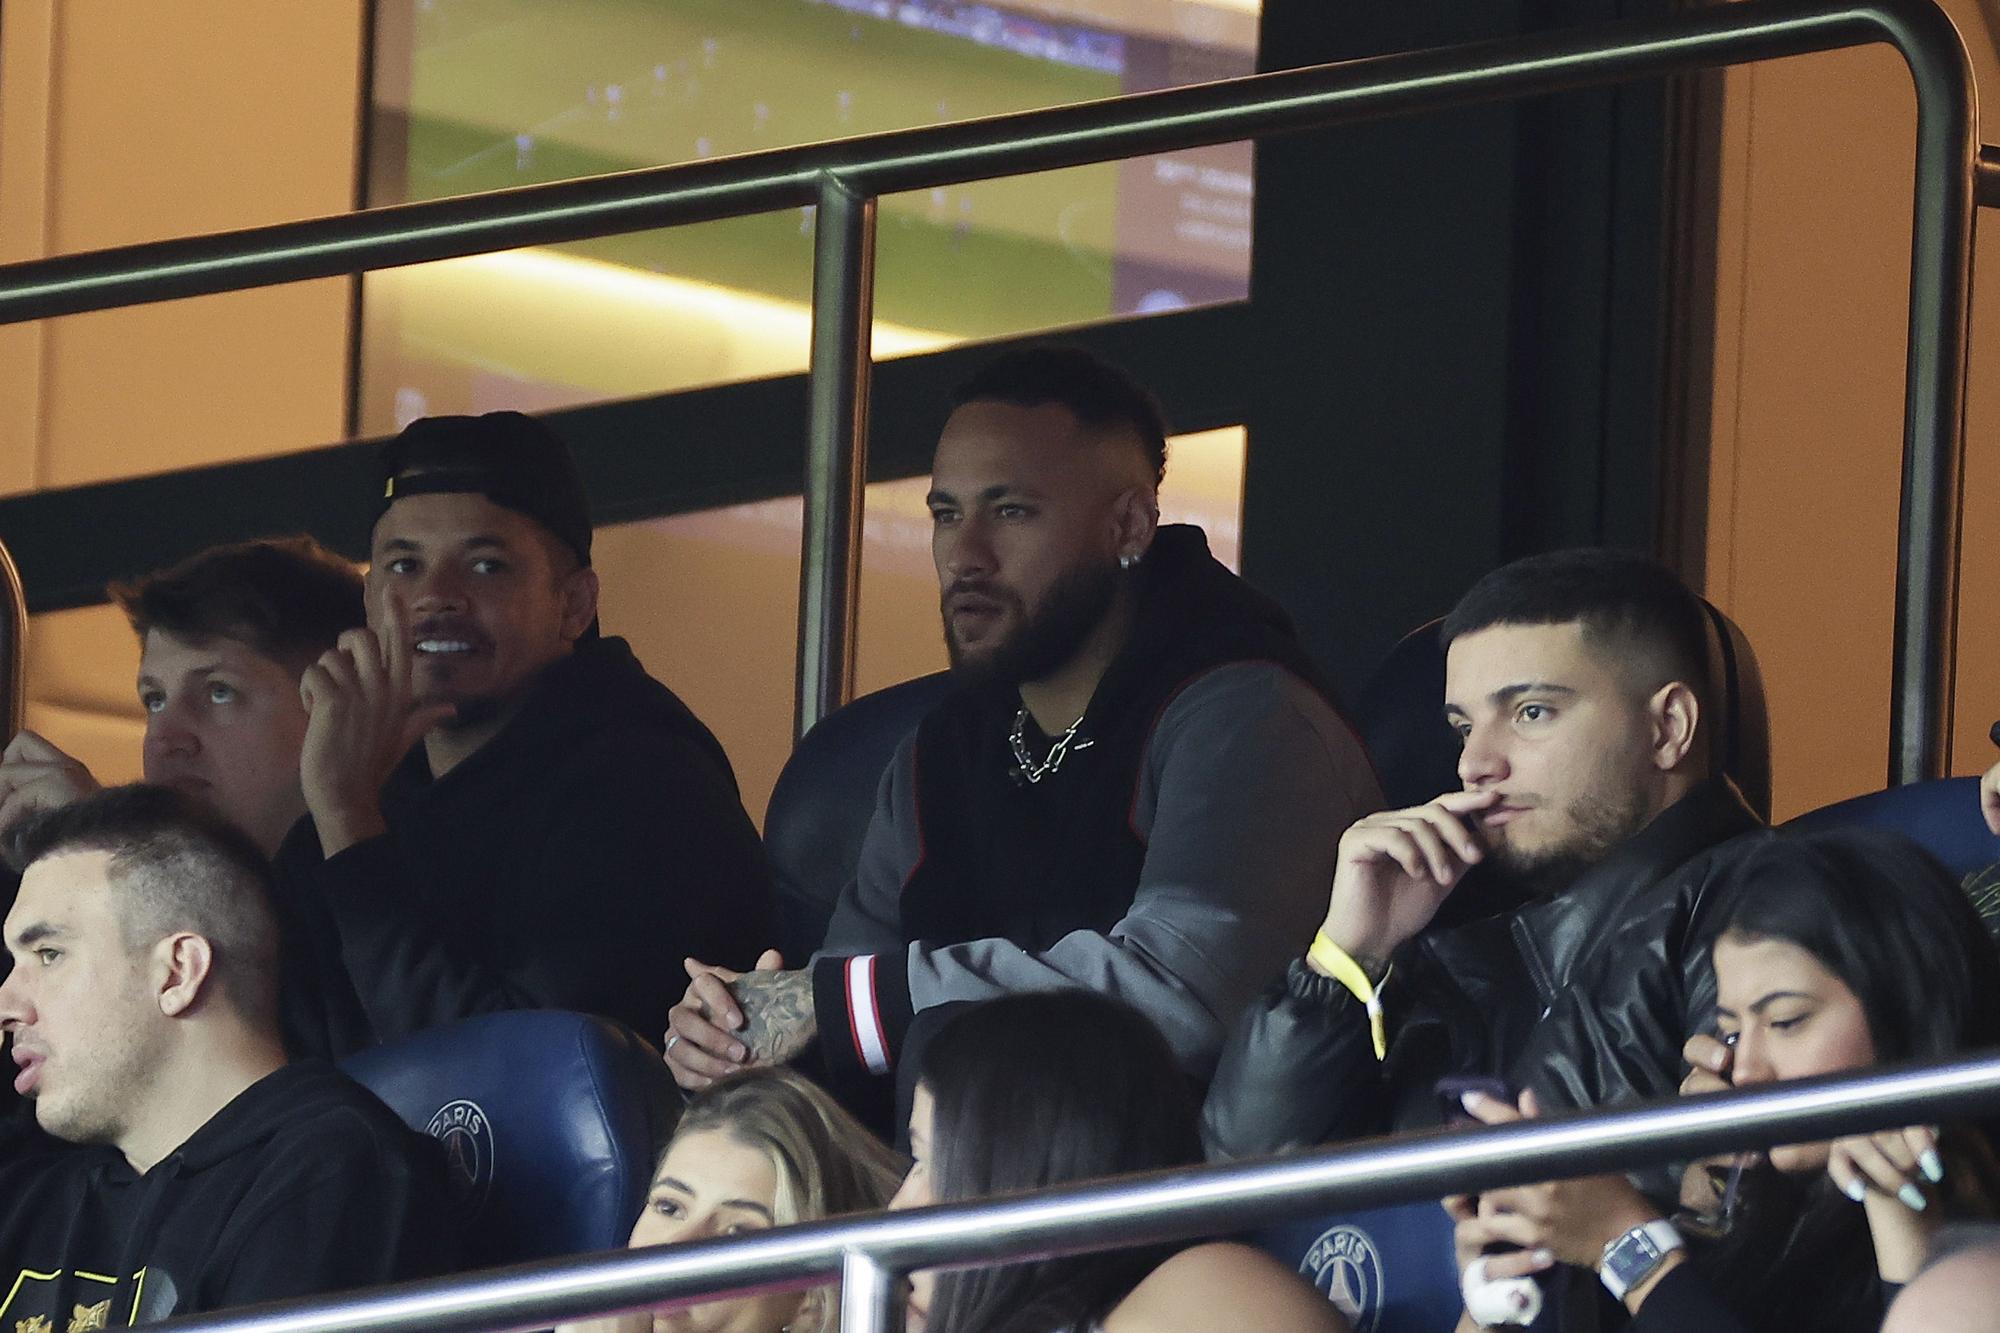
[425,1099,495,1221]
[1,1272,144,1333]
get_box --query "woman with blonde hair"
[560,1067,905,1333]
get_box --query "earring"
[1119,552,1137,570]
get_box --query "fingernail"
[732,1045,748,1062]
[1532,1249,1555,1267]
[1900,1185,1929,1212]
[1921,1149,1945,1184]
[1461,1091,1483,1111]
[1844,1177,1867,1202]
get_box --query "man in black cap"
[275,411,773,1056]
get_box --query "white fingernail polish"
[1844,1178,1867,1203]
[1900,1185,1929,1212]
[1921,1149,1945,1184]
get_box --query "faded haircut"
[1441,547,1713,714]
[950,344,1170,485]
[9,784,282,1029]
[112,536,364,677]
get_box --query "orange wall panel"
[1704,5,2000,816]
[1,0,367,764]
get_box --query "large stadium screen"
[359,0,1258,430]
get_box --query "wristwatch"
[1598,1219,1685,1301]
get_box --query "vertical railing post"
[1886,7,1977,785]
[0,537,25,742]
[838,1251,904,1333]
[796,175,877,741]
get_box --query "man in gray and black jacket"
[663,346,1381,1099]
[1200,549,1765,1160]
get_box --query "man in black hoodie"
[662,346,1381,1097]
[0,785,455,1321]
[275,412,773,1056]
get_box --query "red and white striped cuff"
[845,954,892,1075]
[812,951,916,1079]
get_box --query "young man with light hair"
[0,537,365,861]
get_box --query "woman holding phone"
[1446,828,2000,1332]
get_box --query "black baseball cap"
[377,411,593,567]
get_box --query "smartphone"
[1436,1074,1514,1126]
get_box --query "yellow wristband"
[1308,931,1391,1062]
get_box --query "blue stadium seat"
[340,1010,679,1265]
[765,671,957,964]
[1783,776,2000,878]
[1255,1200,1463,1333]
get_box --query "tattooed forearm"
[733,968,817,1066]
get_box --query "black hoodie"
[0,1062,458,1324]
[274,635,774,1057]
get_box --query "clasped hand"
[663,950,816,1090]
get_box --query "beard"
[943,556,1120,688]
[1489,782,1653,896]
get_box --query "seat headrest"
[765,671,957,963]
[1698,601,1772,822]
[1784,776,2000,879]
[1353,620,1456,811]
[340,1010,678,1265]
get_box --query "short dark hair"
[1440,547,1712,710]
[950,345,1170,485]
[8,785,282,1028]
[111,537,364,676]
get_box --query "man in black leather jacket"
[1202,548,1764,1159]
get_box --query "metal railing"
[0,0,1982,771]
[150,1053,2000,1333]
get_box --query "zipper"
[1511,914,1558,1010]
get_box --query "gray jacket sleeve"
[816,662,1379,1081]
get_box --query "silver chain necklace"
[1008,707,1094,784]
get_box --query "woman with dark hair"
[891,992,1345,1333]
[1446,828,2000,1332]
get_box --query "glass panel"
[21,604,147,786]
[360,0,1258,430]
[20,428,1242,826]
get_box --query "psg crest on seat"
[425,1098,497,1222]
[1303,1223,1384,1333]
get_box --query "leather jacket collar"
[1421,776,1764,1012]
